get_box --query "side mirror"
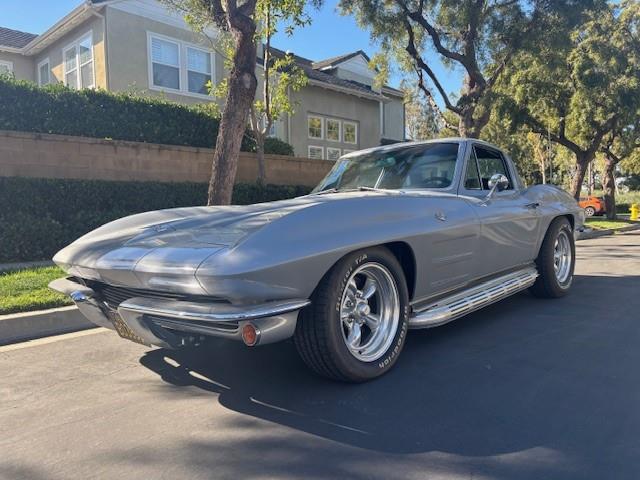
[488,173,509,192]
[483,173,509,204]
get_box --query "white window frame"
[326,147,341,161]
[343,121,358,145]
[147,31,215,99]
[148,33,182,92]
[185,45,213,95]
[308,145,324,160]
[37,58,50,86]
[343,149,356,155]
[325,118,341,142]
[307,115,324,140]
[62,31,95,90]
[0,60,13,75]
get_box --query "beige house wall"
[32,16,107,89]
[383,96,405,141]
[0,51,35,81]
[0,130,332,186]
[105,6,225,106]
[288,85,381,158]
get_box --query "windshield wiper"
[309,188,340,195]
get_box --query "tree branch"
[523,110,584,155]
[414,66,459,133]
[402,16,462,115]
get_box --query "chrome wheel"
[584,206,596,217]
[554,230,572,284]
[339,262,400,362]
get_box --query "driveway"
[2,231,639,480]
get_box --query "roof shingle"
[0,26,37,49]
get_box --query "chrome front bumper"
[49,277,309,348]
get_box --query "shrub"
[0,177,311,263]
[0,76,293,154]
[261,137,295,156]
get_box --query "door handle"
[525,202,540,209]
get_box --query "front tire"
[294,247,409,382]
[530,217,575,298]
[584,206,596,217]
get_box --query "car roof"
[342,138,503,158]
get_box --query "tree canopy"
[496,0,640,198]
[340,0,601,138]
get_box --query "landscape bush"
[0,76,294,155]
[0,177,311,263]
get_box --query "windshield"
[313,143,460,193]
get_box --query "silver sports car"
[50,139,583,382]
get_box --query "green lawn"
[0,266,72,315]
[585,218,639,231]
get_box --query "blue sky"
[1,0,461,95]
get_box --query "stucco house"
[0,0,405,158]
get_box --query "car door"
[458,144,541,279]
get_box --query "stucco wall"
[0,51,35,81]
[288,84,381,158]
[33,16,107,89]
[383,96,405,141]
[105,6,225,105]
[0,130,332,186]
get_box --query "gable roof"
[265,47,401,102]
[311,50,370,70]
[0,26,37,49]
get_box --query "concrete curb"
[0,306,95,346]
[578,224,640,241]
[0,260,54,273]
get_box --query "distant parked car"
[579,196,605,217]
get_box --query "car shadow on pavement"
[139,274,640,464]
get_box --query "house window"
[63,32,94,89]
[308,146,324,160]
[326,147,341,161]
[187,46,212,94]
[308,115,323,139]
[151,36,180,90]
[344,121,358,144]
[148,33,214,97]
[326,118,341,142]
[343,149,355,155]
[38,58,50,86]
[0,60,13,75]
[267,122,277,137]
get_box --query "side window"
[464,151,481,190]
[474,146,512,190]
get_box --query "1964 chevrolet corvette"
[50,139,583,382]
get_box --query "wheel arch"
[535,214,575,258]
[383,241,417,301]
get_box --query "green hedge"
[0,177,311,263]
[0,76,293,155]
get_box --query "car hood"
[52,190,451,293]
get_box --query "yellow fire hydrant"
[631,204,639,221]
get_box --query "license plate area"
[106,309,149,346]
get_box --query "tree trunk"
[570,154,590,200]
[256,135,266,185]
[603,155,617,220]
[207,22,258,206]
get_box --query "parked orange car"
[579,196,605,217]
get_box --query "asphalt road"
[2,231,640,480]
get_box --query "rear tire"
[530,217,575,298]
[294,247,409,382]
[584,206,596,217]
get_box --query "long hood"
[53,190,456,295]
[53,195,324,290]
